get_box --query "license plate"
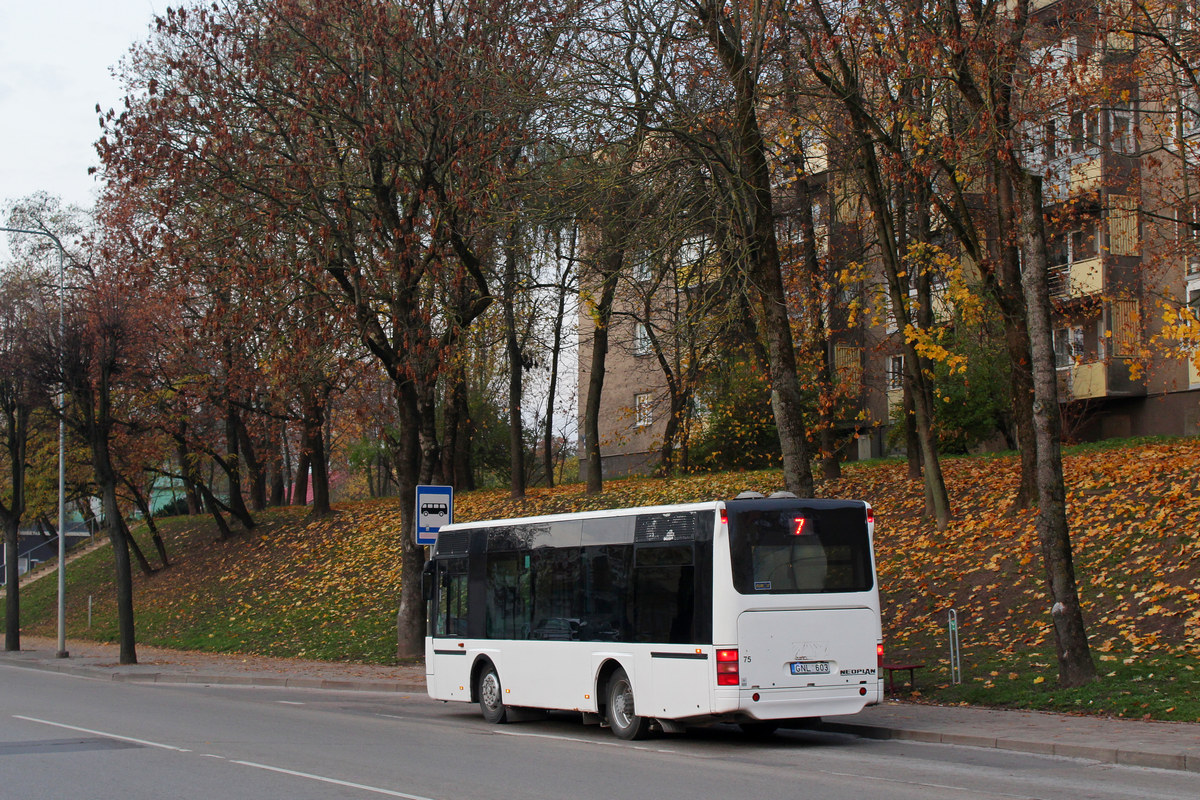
[790,661,830,675]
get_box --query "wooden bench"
[882,661,925,694]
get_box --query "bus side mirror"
[421,559,435,602]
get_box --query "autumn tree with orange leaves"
[99,0,567,656]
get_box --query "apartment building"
[578,4,1200,480]
[1033,0,1200,438]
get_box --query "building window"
[887,355,905,391]
[1189,283,1200,386]
[1178,203,1200,274]
[635,393,653,428]
[1071,226,1099,261]
[629,251,652,283]
[1054,326,1086,367]
[1049,219,1100,267]
[1175,85,1200,140]
[677,236,707,266]
[1042,120,1057,160]
[633,322,651,356]
[1069,109,1098,153]
[1109,110,1134,154]
[675,236,708,287]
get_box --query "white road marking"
[277,700,305,705]
[13,715,192,752]
[230,760,439,799]
[493,728,680,754]
[14,713,441,799]
[820,768,1037,799]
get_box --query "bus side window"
[486,552,530,639]
[633,544,695,644]
[581,545,632,642]
[436,562,468,637]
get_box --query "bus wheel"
[477,664,508,724]
[606,668,650,740]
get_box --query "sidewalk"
[2,637,1197,773]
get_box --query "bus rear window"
[727,503,872,594]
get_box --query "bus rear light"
[866,505,875,525]
[720,509,728,527]
[717,649,739,686]
[877,643,884,668]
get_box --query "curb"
[4,652,1196,774]
[0,654,427,694]
[818,720,1199,773]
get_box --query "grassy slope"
[5,437,1198,721]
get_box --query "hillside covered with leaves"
[8,438,1199,721]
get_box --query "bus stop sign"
[415,485,453,546]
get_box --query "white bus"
[423,494,882,739]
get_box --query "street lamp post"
[1,225,68,658]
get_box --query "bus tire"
[477,664,508,724]
[606,667,650,740]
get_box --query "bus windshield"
[726,500,873,595]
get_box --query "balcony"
[1069,156,1101,195]
[1049,257,1102,299]
[804,140,828,175]
[1058,361,1107,400]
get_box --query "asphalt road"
[2,662,1197,800]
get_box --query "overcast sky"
[0,0,161,223]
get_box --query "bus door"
[429,557,471,701]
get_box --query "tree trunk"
[1015,172,1096,687]
[234,411,267,512]
[270,462,286,507]
[3,514,19,651]
[418,383,440,486]
[308,413,331,516]
[124,479,170,569]
[657,393,683,475]
[583,257,621,495]
[194,480,234,541]
[222,402,255,529]
[798,175,841,481]
[88,392,137,663]
[292,448,311,506]
[442,359,475,491]
[176,436,202,515]
[695,1,814,496]
[1,401,28,652]
[502,225,526,499]
[395,383,427,659]
[302,385,332,517]
[994,166,1039,510]
[543,236,573,488]
[851,122,949,525]
[123,516,156,577]
[101,477,137,665]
